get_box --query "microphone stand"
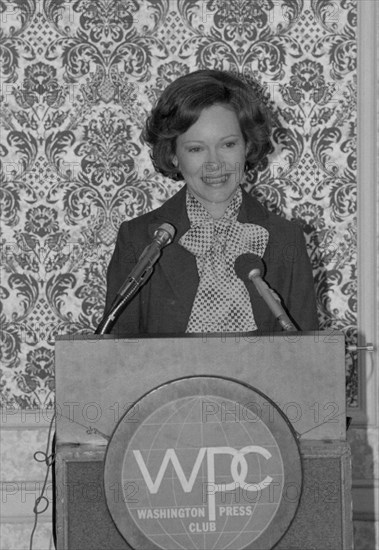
[94,267,153,335]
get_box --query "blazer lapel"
[148,186,199,322]
[237,188,278,331]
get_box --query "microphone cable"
[29,412,55,550]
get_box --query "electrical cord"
[29,412,56,550]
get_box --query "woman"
[104,69,319,335]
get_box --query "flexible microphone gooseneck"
[234,253,297,332]
[95,223,176,335]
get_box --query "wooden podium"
[54,332,353,549]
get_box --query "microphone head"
[234,253,264,282]
[153,223,176,247]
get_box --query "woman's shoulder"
[117,186,187,239]
[242,190,304,238]
[266,209,304,236]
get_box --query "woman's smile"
[201,173,230,184]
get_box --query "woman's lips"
[202,174,230,184]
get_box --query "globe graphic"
[121,393,285,550]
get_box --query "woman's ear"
[172,155,178,167]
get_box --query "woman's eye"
[188,147,202,152]
[224,141,236,148]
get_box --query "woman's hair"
[142,69,273,181]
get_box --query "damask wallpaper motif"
[0,0,357,409]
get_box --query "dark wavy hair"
[142,69,274,181]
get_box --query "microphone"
[95,223,175,335]
[118,222,176,297]
[234,253,297,332]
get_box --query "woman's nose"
[204,162,218,173]
[204,150,222,172]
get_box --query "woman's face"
[172,103,248,217]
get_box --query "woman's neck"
[188,188,240,219]
[204,201,230,219]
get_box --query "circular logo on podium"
[104,376,302,550]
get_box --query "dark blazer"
[105,185,319,335]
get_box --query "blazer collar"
[237,186,270,228]
[148,185,190,241]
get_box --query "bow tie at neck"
[179,188,269,260]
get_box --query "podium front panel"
[55,332,346,445]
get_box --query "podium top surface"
[55,330,341,341]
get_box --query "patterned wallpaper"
[0,0,357,410]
